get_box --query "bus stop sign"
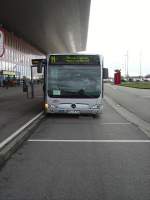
[32,59,46,73]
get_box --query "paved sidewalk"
[0,85,43,143]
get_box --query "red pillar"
[114,70,121,85]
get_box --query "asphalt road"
[0,100,150,200]
[104,83,150,123]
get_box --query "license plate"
[68,110,80,114]
[58,110,65,113]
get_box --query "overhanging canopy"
[0,0,91,54]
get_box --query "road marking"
[28,139,150,143]
[143,96,150,98]
[104,95,150,138]
[101,122,130,125]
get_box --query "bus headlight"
[45,103,49,110]
[92,104,100,109]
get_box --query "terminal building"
[0,27,45,86]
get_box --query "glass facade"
[0,28,45,80]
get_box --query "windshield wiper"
[77,89,96,98]
[61,89,99,98]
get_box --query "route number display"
[49,55,100,65]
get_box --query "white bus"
[32,54,108,116]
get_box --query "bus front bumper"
[45,106,103,115]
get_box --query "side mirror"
[37,63,43,73]
[32,58,46,73]
[103,68,108,79]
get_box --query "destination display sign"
[49,55,100,65]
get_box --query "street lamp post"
[139,51,142,80]
[126,51,129,79]
[124,51,129,80]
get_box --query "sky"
[86,0,150,77]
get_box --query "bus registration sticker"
[53,90,61,96]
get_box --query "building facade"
[0,27,45,82]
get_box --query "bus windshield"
[48,65,101,98]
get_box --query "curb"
[104,95,150,139]
[0,112,44,167]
